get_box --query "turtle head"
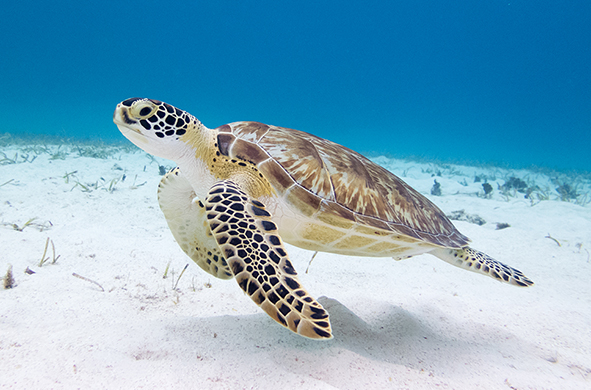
[113,98,205,160]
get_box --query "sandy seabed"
[1,141,590,389]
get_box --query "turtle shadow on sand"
[314,297,528,367]
[166,296,536,373]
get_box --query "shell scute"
[285,186,322,218]
[316,201,356,229]
[258,159,294,191]
[217,133,235,156]
[231,138,270,165]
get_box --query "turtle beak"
[113,104,141,133]
[113,103,149,148]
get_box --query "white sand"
[1,144,590,389]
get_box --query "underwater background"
[1,0,589,172]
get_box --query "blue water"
[1,1,589,171]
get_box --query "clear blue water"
[1,1,589,171]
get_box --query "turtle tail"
[429,247,534,287]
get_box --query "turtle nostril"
[139,107,152,117]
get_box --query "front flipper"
[430,246,534,287]
[157,167,232,279]
[205,179,332,339]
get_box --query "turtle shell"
[215,121,469,248]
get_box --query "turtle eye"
[130,101,157,119]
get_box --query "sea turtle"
[113,98,533,340]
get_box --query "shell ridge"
[257,126,272,143]
[307,135,337,202]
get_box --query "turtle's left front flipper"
[205,179,332,339]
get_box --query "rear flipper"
[430,247,534,287]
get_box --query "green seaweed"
[173,264,189,290]
[12,218,38,232]
[0,152,19,165]
[39,237,60,266]
[0,179,15,187]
